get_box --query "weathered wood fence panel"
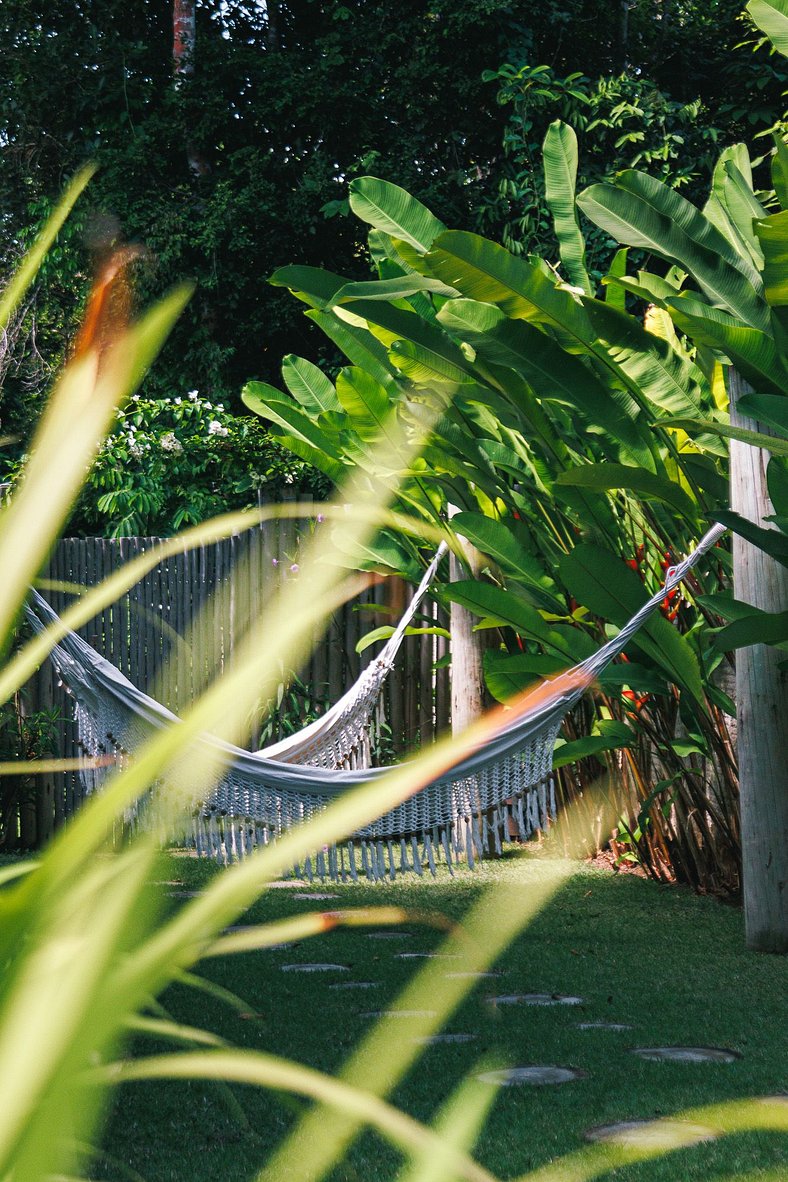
[8,528,449,849]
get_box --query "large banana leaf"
[328,275,458,306]
[665,295,788,396]
[269,265,347,309]
[661,416,788,456]
[703,146,765,271]
[335,367,396,441]
[559,542,706,704]
[555,462,698,520]
[578,174,769,331]
[425,230,596,348]
[348,177,446,253]
[305,309,400,391]
[543,120,592,296]
[339,298,476,387]
[747,0,788,56]
[450,511,563,608]
[242,382,346,480]
[772,133,788,208]
[436,298,652,465]
[282,355,340,412]
[583,298,709,419]
[755,210,788,306]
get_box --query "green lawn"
[98,849,787,1182]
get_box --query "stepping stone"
[487,993,584,1007]
[330,981,380,990]
[267,880,308,889]
[630,1046,741,1063]
[585,1119,718,1148]
[412,1033,477,1046]
[476,1065,584,1086]
[397,952,460,960]
[281,963,350,973]
[293,892,340,901]
[362,1009,437,1019]
[367,931,412,939]
[577,1021,633,1031]
[445,971,504,980]
[167,890,203,898]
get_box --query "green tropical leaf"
[603,268,684,310]
[335,368,392,437]
[329,275,457,306]
[604,248,629,310]
[439,580,554,644]
[543,120,591,295]
[665,295,788,396]
[449,513,562,608]
[578,174,768,330]
[772,133,788,207]
[425,230,595,344]
[747,0,788,56]
[553,724,636,769]
[483,650,566,702]
[703,145,765,270]
[737,392,788,434]
[281,356,340,412]
[559,542,706,703]
[755,210,788,306]
[241,383,345,477]
[437,299,650,463]
[555,463,698,520]
[306,309,399,391]
[713,508,788,565]
[269,265,347,309]
[584,299,708,419]
[661,416,788,456]
[715,608,788,649]
[348,177,446,252]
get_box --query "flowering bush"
[59,391,329,536]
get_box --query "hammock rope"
[25,523,726,879]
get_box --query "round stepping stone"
[267,880,308,889]
[487,993,584,1007]
[412,1033,477,1046]
[362,1009,437,1019]
[577,1021,633,1032]
[329,981,380,990]
[630,1046,741,1063]
[445,971,504,980]
[293,892,340,901]
[477,1065,584,1086]
[585,1119,718,1149]
[397,952,459,960]
[281,963,349,973]
[167,890,203,898]
[367,931,412,939]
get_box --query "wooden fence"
[7,526,450,849]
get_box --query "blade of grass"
[0,164,95,333]
[96,1050,501,1182]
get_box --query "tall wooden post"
[448,510,487,735]
[729,369,788,952]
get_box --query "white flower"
[160,432,183,454]
[187,390,199,401]
[174,397,182,405]
[208,420,229,437]
[129,442,144,459]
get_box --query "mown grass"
[98,848,787,1182]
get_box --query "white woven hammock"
[26,524,725,879]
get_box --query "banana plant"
[245,158,738,891]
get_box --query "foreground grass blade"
[0,164,95,333]
[99,1050,500,1182]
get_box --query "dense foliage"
[2,1,785,425]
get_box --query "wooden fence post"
[730,369,788,952]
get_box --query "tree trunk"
[729,369,788,952]
[172,0,210,177]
